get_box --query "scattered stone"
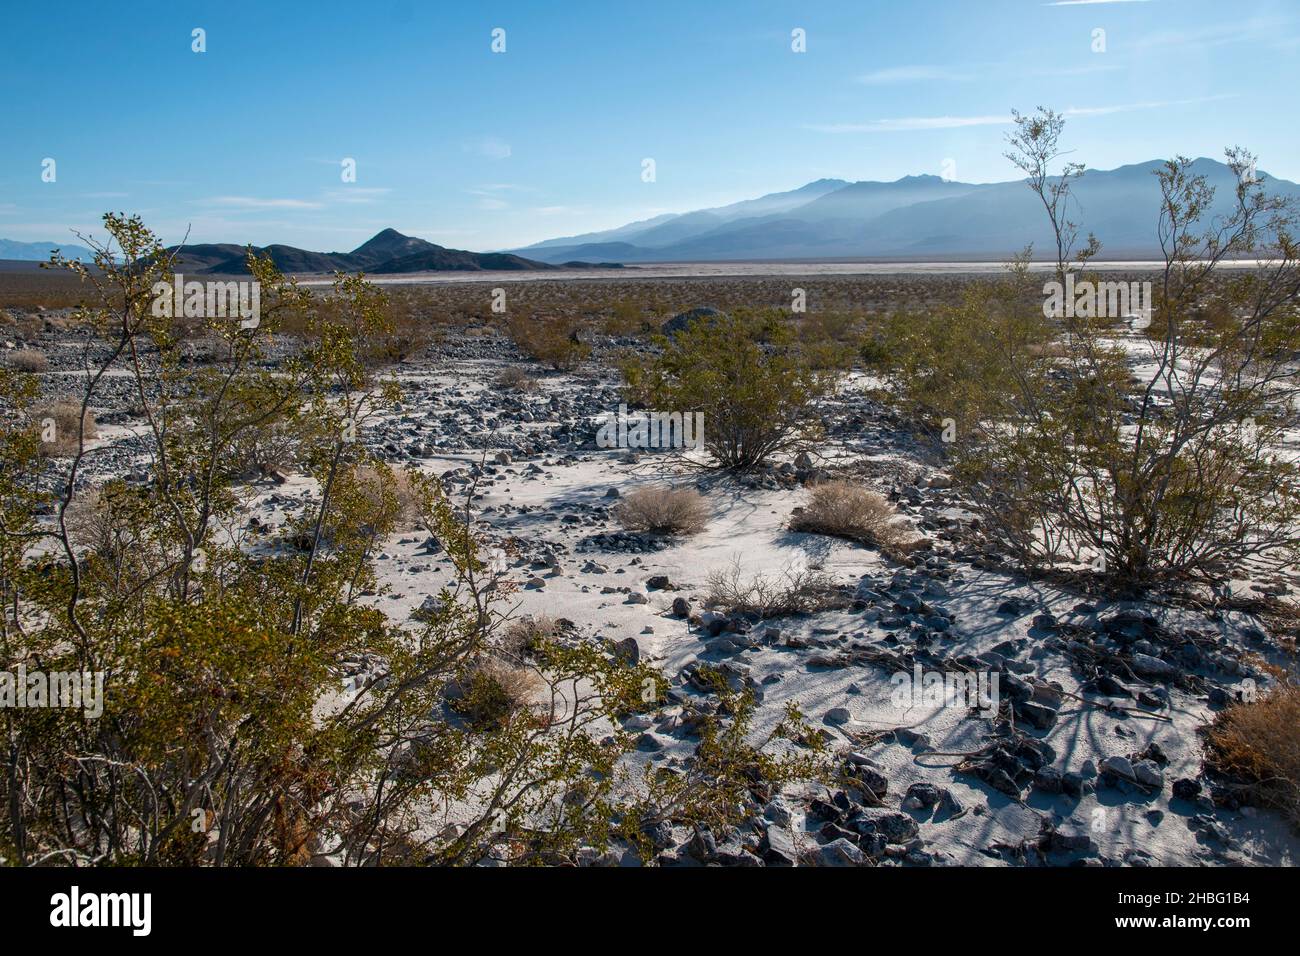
[612,637,640,666]
[823,707,853,726]
[635,732,665,752]
[863,811,920,844]
[902,782,942,811]
[763,825,798,866]
[815,837,865,866]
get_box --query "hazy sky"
[2,0,1297,252]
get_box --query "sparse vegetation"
[705,556,848,618]
[621,309,848,469]
[347,462,424,531]
[880,109,1300,592]
[452,657,547,730]
[1206,679,1300,827]
[499,613,559,659]
[614,485,710,535]
[493,365,539,392]
[506,314,591,371]
[7,349,48,372]
[31,398,96,457]
[790,480,919,555]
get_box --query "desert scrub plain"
[2,148,1299,865]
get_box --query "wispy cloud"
[855,58,1116,87]
[195,196,324,209]
[806,95,1234,133]
[856,65,972,85]
[1061,94,1236,116]
[1134,17,1292,52]
[466,183,527,210]
[323,187,391,204]
[807,114,1013,133]
[533,205,585,216]
[465,138,512,160]
[1044,1,1154,6]
[1024,62,1120,77]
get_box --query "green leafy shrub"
[621,309,847,469]
[879,109,1300,591]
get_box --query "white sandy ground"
[38,330,1300,866]
[327,451,1291,864]
[326,360,1295,865]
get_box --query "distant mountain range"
[0,239,97,262]
[160,228,561,275]
[510,159,1300,263]
[7,160,1297,272]
[0,229,566,275]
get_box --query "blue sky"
[2,0,1297,252]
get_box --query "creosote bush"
[0,214,673,867]
[621,309,847,469]
[0,214,824,868]
[879,108,1300,592]
[506,314,591,371]
[790,480,918,554]
[614,485,709,535]
[619,668,832,859]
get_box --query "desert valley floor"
[5,270,1299,867]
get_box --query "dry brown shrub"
[493,366,539,392]
[705,557,848,618]
[8,349,48,372]
[790,480,917,553]
[64,488,119,555]
[452,657,546,730]
[614,485,709,536]
[499,614,558,659]
[32,400,97,457]
[1205,679,1300,827]
[349,464,423,530]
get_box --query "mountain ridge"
[161,229,557,275]
[510,159,1300,263]
[0,239,97,263]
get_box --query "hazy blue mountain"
[0,239,97,262]
[515,179,849,254]
[520,213,681,251]
[517,161,1300,263]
